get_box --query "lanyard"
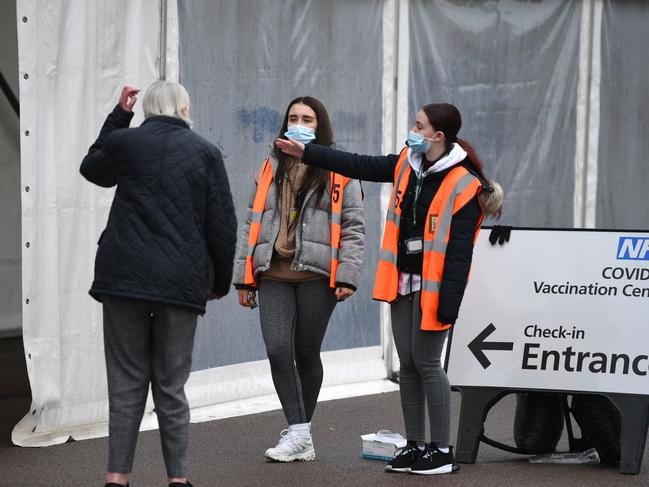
[412,171,424,225]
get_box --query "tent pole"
[159,0,168,80]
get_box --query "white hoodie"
[406,142,468,177]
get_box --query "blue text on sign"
[617,237,649,261]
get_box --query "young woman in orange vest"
[232,96,365,462]
[277,103,503,475]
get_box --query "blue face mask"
[407,130,433,153]
[284,124,316,144]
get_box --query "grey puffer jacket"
[233,160,364,290]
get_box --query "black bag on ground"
[571,394,621,463]
[514,392,564,452]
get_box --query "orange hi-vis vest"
[373,148,484,330]
[244,159,351,289]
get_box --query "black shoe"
[105,484,129,487]
[169,482,193,487]
[384,441,421,473]
[409,443,459,475]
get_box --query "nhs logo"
[617,237,649,261]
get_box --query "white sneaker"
[264,429,316,462]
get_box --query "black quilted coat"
[80,105,237,313]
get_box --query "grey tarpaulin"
[596,1,649,229]
[408,0,582,227]
[178,0,385,369]
[0,0,20,337]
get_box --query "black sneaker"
[384,441,422,473]
[410,443,459,475]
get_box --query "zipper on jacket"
[291,183,321,270]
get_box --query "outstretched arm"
[275,138,400,182]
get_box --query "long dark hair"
[272,96,333,211]
[421,103,488,182]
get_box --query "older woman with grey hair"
[81,82,237,487]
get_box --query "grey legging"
[258,278,338,425]
[391,291,450,447]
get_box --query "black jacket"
[303,143,481,324]
[80,105,237,313]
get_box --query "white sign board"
[447,229,649,396]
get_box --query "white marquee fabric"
[10,0,649,447]
[13,0,173,446]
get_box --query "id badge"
[289,207,298,224]
[405,237,423,255]
[429,214,438,233]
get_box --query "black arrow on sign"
[468,323,514,369]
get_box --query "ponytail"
[456,138,487,182]
[456,138,504,219]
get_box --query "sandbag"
[514,392,564,453]
[571,394,621,463]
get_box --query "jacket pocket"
[302,209,330,245]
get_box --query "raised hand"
[119,86,140,112]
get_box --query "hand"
[208,292,221,301]
[119,86,140,112]
[335,287,354,302]
[237,289,257,308]
[275,138,305,159]
[488,225,512,245]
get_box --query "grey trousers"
[258,278,338,425]
[102,296,198,478]
[391,291,450,447]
